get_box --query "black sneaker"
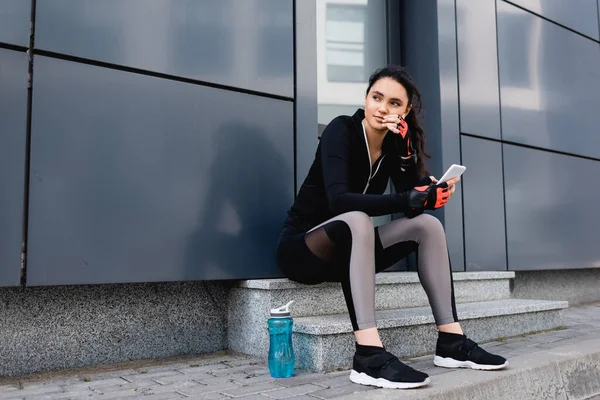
[434,333,508,370]
[349,347,430,389]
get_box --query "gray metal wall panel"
[462,136,507,271]
[27,56,294,286]
[497,1,600,158]
[401,0,465,271]
[505,0,600,40]
[0,0,30,47]
[504,144,600,270]
[295,0,318,194]
[0,49,27,286]
[35,0,294,97]
[456,0,501,139]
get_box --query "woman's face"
[364,77,412,132]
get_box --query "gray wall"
[0,0,31,287]
[401,0,600,272]
[0,0,307,286]
[0,49,28,286]
[3,0,599,285]
[400,0,465,271]
[458,0,600,271]
[0,1,31,48]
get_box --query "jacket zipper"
[361,122,385,194]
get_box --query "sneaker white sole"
[349,370,430,389]
[433,355,508,370]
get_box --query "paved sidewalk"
[1,302,599,400]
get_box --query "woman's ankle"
[354,327,383,347]
[437,322,464,335]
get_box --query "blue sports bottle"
[267,300,295,378]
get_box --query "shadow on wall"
[184,122,291,281]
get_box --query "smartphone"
[437,164,466,184]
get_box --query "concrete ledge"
[513,269,600,305]
[238,271,515,290]
[0,282,229,378]
[293,300,567,371]
[294,299,568,335]
[343,338,600,400]
[233,272,516,321]
[228,273,517,361]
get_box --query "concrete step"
[228,272,514,359]
[233,271,515,318]
[293,299,568,372]
[342,337,600,400]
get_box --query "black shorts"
[276,229,339,285]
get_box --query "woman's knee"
[339,211,374,239]
[412,213,445,237]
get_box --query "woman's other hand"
[382,114,407,136]
[444,176,460,196]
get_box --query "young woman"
[276,65,507,389]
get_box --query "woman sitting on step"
[275,65,507,389]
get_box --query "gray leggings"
[305,211,458,331]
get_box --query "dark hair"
[366,65,430,178]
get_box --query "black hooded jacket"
[282,108,422,234]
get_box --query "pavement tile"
[220,382,285,397]
[0,385,63,398]
[522,333,563,344]
[133,380,200,396]
[309,382,373,399]
[224,359,263,368]
[196,373,256,385]
[480,341,505,349]
[134,392,187,399]
[264,372,326,388]
[499,341,537,350]
[231,373,278,385]
[210,365,265,377]
[184,392,232,400]
[552,329,587,338]
[121,370,186,383]
[531,342,570,351]
[311,374,353,389]
[27,391,96,399]
[265,397,318,400]
[90,381,154,395]
[261,383,323,398]
[178,381,242,396]
[90,389,141,399]
[153,371,214,385]
[63,378,130,390]
[179,364,230,375]
[497,337,527,345]
[428,368,459,377]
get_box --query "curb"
[342,338,600,400]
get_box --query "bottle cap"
[270,300,294,317]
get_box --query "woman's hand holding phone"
[429,176,459,196]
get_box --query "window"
[326,4,367,82]
[316,0,388,126]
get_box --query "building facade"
[1,0,599,376]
